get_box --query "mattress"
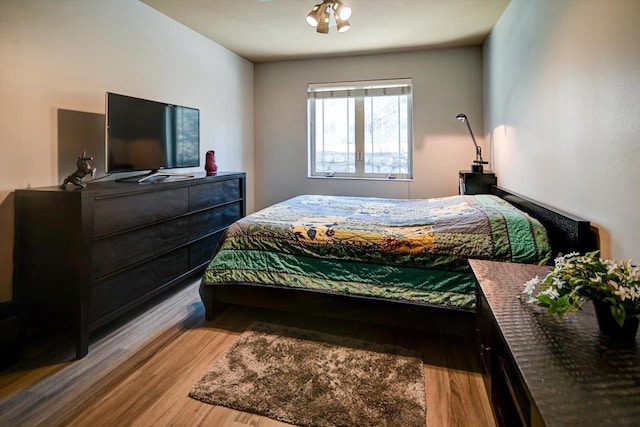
[203,194,551,310]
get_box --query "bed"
[200,186,596,336]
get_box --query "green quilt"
[203,194,551,310]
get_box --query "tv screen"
[105,92,200,175]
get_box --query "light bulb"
[305,4,322,27]
[336,17,350,32]
[338,4,351,20]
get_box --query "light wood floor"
[0,279,496,427]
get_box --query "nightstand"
[459,171,497,195]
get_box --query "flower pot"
[592,299,639,342]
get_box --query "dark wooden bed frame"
[199,186,598,337]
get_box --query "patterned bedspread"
[203,194,551,310]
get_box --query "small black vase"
[592,299,639,342]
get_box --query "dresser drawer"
[89,248,189,325]
[189,179,242,211]
[92,217,189,278]
[492,338,530,427]
[189,231,226,269]
[94,187,189,236]
[189,201,242,240]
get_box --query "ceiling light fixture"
[306,0,352,34]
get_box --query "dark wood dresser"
[470,259,640,426]
[14,172,245,359]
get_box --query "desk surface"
[470,259,640,426]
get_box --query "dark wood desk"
[470,259,640,427]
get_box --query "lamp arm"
[464,119,485,164]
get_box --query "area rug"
[189,322,426,427]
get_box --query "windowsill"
[307,175,413,182]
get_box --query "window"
[307,79,413,180]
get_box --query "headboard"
[491,186,597,257]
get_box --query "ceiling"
[141,0,511,63]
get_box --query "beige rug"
[189,322,426,427]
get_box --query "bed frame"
[199,186,598,337]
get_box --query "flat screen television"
[105,92,200,182]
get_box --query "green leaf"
[536,294,553,307]
[610,304,626,327]
[545,294,570,317]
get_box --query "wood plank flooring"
[0,279,496,426]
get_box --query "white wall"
[484,0,640,259]
[254,48,485,210]
[0,0,254,301]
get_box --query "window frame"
[307,78,414,181]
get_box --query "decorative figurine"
[60,150,97,189]
[205,150,218,176]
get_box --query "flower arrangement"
[522,251,640,327]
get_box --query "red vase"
[205,150,218,176]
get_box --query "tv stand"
[116,170,196,183]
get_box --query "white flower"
[616,285,640,302]
[522,276,540,302]
[540,286,560,300]
[629,263,640,281]
[523,276,539,293]
[615,286,633,301]
[605,259,620,276]
[554,252,579,269]
[552,277,566,289]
